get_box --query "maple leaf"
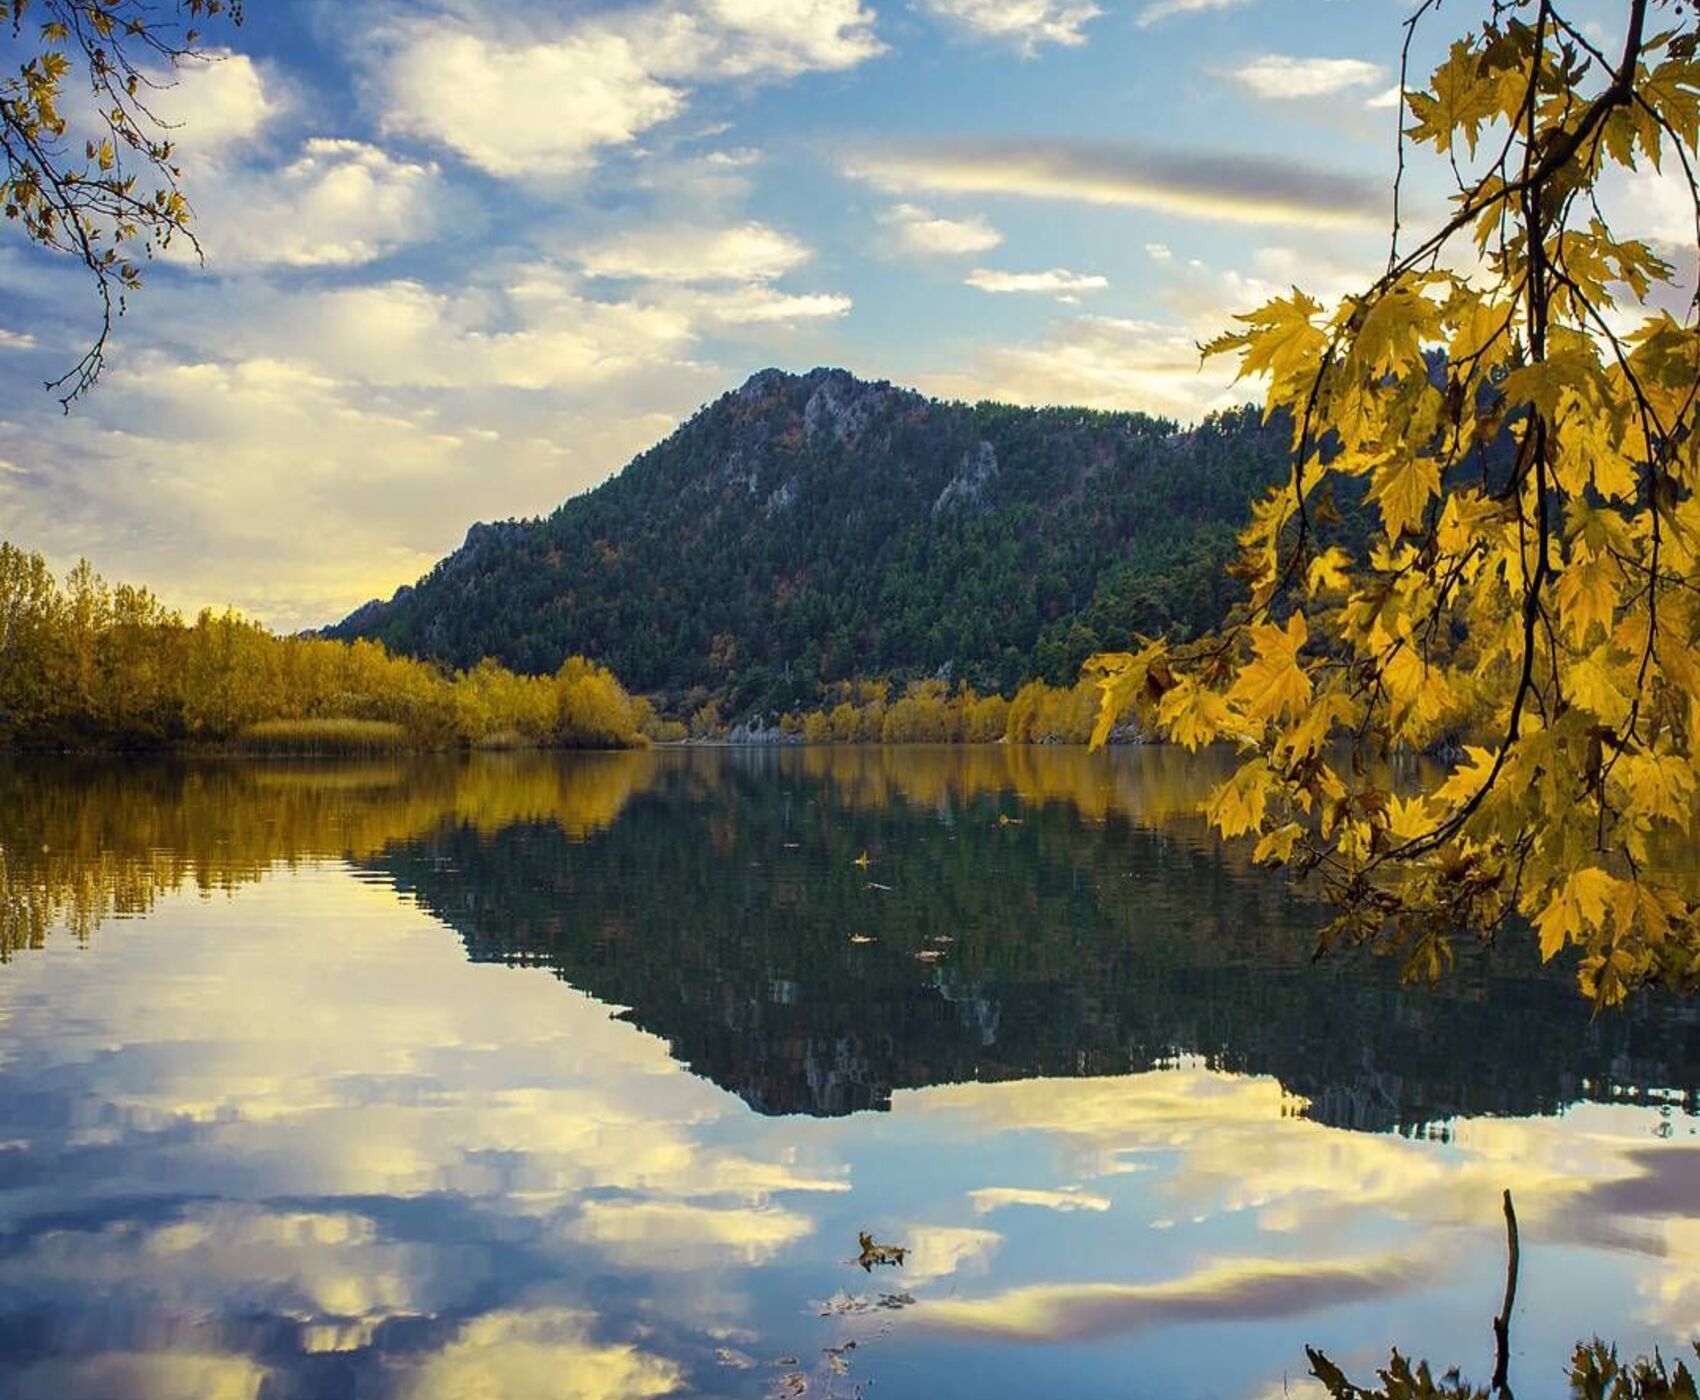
[1253,822,1305,866]
[1306,547,1352,596]
[1157,676,1232,752]
[1369,455,1441,539]
[1206,758,1273,839]
[1554,550,1620,646]
[1567,645,1634,728]
[1227,613,1312,725]
[1433,747,1499,810]
[1533,867,1622,962]
[1617,752,1696,829]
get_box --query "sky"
[0,0,1666,631]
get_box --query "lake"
[1,746,1697,1400]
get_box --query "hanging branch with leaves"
[0,0,241,407]
[1089,0,1700,1006]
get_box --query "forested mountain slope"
[331,368,1290,712]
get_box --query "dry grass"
[234,719,412,755]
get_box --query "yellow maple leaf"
[1567,645,1634,728]
[1434,746,1499,809]
[1306,546,1352,596]
[1555,550,1620,646]
[1382,647,1455,733]
[1204,291,1326,402]
[1407,38,1500,157]
[1253,821,1305,866]
[1384,793,1433,842]
[1156,675,1231,752]
[1275,691,1359,765]
[1370,454,1441,539]
[1228,613,1311,724]
[1618,752,1696,829]
[1205,758,1272,838]
[1532,867,1622,962]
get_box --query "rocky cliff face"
[329,367,1291,710]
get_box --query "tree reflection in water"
[3,746,1698,1134]
[4,747,1700,1398]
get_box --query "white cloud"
[1152,242,1378,335]
[1228,55,1387,101]
[687,285,853,323]
[375,1,882,179]
[380,27,684,178]
[704,147,764,168]
[965,267,1107,294]
[1135,0,1252,26]
[6,1351,271,1400]
[882,203,1004,256]
[1615,163,1700,248]
[152,50,279,154]
[693,0,885,76]
[1366,83,1404,110]
[969,1186,1111,1214]
[193,140,452,269]
[1144,242,1173,263]
[0,268,715,627]
[575,222,811,283]
[921,314,1248,420]
[403,1309,683,1400]
[128,56,450,273]
[564,223,849,328]
[846,138,1385,228]
[567,1200,815,1268]
[921,0,1102,53]
[266,275,696,393]
[898,1225,1003,1285]
[913,1248,1432,1341]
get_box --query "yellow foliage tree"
[0,543,648,751]
[1091,0,1700,1004]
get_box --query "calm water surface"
[1,746,1698,1400]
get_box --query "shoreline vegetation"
[716,675,1133,747]
[0,544,654,753]
[1,544,1141,755]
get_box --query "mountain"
[330,367,1291,714]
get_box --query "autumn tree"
[0,0,241,404]
[1091,0,1700,1004]
[0,542,650,750]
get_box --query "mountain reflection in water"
[0,747,1697,1400]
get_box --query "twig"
[1492,1188,1521,1397]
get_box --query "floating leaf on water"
[856,1231,908,1271]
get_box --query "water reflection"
[0,752,659,955]
[7,749,1698,1133]
[0,749,1697,1398]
